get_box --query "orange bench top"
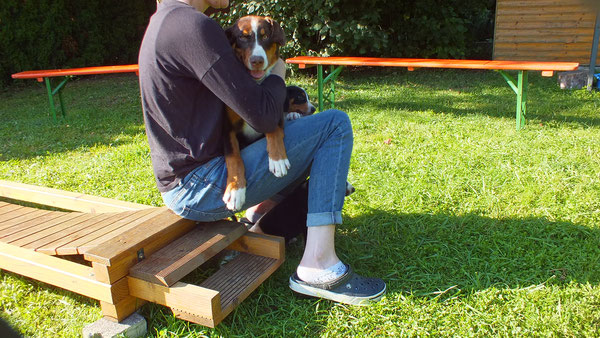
[286,56,579,73]
[12,64,139,81]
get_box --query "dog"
[222,15,288,211]
[284,85,316,121]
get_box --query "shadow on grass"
[327,69,600,128]
[341,208,600,296]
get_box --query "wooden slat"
[129,221,247,286]
[46,212,136,255]
[11,64,139,80]
[11,213,95,249]
[2,212,82,244]
[286,56,579,71]
[496,13,594,24]
[0,203,26,217]
[0,209,53,231]
[33,213,118,255]
[0,180,153,213]
[0,242,117,303]
[0,210,69,238]
[76,207,164,254]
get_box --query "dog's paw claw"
[269,158,290,177]
[223,187,246,211]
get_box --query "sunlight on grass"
[1,70,599,336]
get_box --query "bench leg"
[316,65,344,112]
[44,78,58,121]
[497,70,528,130]
[43,77,70,121]
[516,70,528,130]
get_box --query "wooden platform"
[0,180,285,328]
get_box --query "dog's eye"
[241,34,251,41]
[261,34,268,41]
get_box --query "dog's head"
[226,16,286,81]
[285,85,316,116]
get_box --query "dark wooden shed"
[493,0,600,64]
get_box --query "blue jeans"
[161,109,353,227]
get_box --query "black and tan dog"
[222,15,288,210]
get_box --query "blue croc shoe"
[289,264,386,306]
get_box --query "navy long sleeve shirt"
[139,0,286,192]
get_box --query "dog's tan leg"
[265,126,290,177]
[223,130,247,211]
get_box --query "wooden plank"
[47,212,135,255]
[286,56,579,71]
[84,208,196,266]
[0,209,53,231]
[497,0,586,7]
[0,203,26,217]
[496,21,596,30]
[495,35,594,44]
[11,213,96,249]
[2,212,82,244]
[226,232,285,260]
[127,277,220,320]
[76,207,163,254]
[11,64,139,80]
[0,242,117,303]
[0,210,69,238]
[0,180,153,213]
[33,213,119,255]
[496,13,595,24]
[129,221,247,286]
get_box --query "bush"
[213,0,494,60]
[0,0,155,87]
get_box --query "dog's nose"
[249,55,264,68]
[309,105,316,114]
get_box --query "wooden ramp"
[0,180,284,327]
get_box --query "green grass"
[1,69,600,337]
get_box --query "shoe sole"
[289,276,386,306]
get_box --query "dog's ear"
[225,24,238,46]
[266,17,286,46]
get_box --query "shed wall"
[493,0,599,64]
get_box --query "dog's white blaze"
[249,17,268,71]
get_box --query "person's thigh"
[162,109,350,222]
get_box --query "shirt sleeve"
[166,11,287,133]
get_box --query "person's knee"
[322,109,352,133]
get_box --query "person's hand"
[270,58,286,81]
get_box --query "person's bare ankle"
[248,223,264,234]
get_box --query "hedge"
[0,0,494,87]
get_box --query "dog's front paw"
[285,112,303,121]
[223,186,246,211]
[269,157,291,177]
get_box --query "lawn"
[1,68,599,337]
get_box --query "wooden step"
[129,221,247,286]
[171,251,282,327]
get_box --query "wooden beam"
[0,180,152,213]
[0,242,117,303]
[127,277,220,320]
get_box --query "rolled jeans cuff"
[306,211,342,227]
